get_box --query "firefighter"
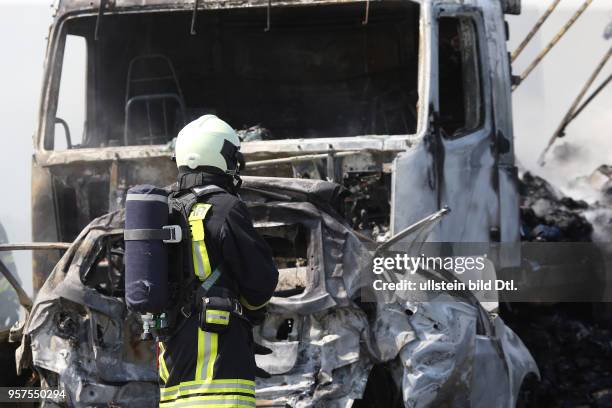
[158,115,279,407]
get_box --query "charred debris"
[503,168,612,408]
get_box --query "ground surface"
[504,303,612,408]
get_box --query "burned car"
[17,177,538,407]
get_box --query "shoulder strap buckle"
[232,299,243,316]
[162,225,182,243]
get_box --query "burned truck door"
[434,6,497,243]
[392,2,516,248]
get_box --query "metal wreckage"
[3,0,545,406]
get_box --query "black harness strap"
[163,185,228,339]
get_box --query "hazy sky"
[0,0,610,295]
[508,0,612,186]
[0,1,53,295]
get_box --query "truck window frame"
[433,6,491,141]
[41,16,94,151]
[38,5,425,154]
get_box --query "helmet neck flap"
[177,166,241,194]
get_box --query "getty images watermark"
[371,253,517,292]
[362,242,612,303]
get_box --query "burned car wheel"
[516,373,540,408]
[354,363,404,408]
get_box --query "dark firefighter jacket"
[158,173,279,407]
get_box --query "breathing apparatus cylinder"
[124,185,170,314]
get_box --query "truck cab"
[32,0,521,288]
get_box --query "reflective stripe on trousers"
[159,327,255,407]
[195,329,217,382]
[159,342,170,383]
[159,394,256,407]
[160,379,256,406]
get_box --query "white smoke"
[509,1,612,203]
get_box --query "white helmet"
[174,115,242,174]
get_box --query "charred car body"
[17,0,539,406]
[20,177,537,407]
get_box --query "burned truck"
[33,0,521,280]
[16,0,539,406]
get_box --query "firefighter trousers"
[158,312,256,407]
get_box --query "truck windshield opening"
[48,1,420,150]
